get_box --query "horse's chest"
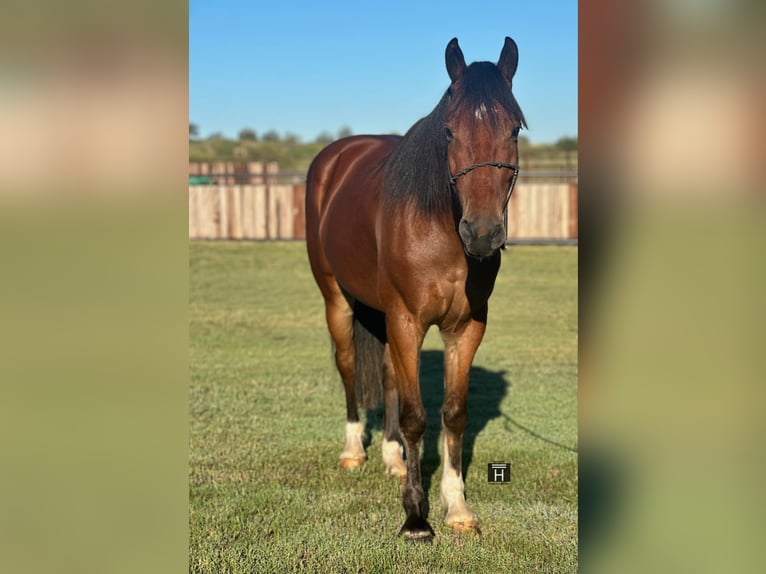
[425,273,486,329]
[437,258,501,328]
[379,232,500,326]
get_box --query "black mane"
[381,61,526,218]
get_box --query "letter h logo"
[488,462,511,483]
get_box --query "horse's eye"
[445,127,454,142]
[511,126,521,140]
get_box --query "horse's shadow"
[364,349,509,494]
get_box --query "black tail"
[352,302,386,409]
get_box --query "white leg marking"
[382,438,407,478]
[440,433,477,527]
[339,421,366,468]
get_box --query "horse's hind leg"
[381,344,406,478]
[325,296,366,468]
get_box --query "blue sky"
[190,1,577,144]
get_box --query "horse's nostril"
[490,223,506,249]
[459,218,475,240]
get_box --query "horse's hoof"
[402,528,434,543]
[399,517,435,542]
[447,520,481,534]
[338,456,365,469]
[385,464,407,479]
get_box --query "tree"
[238,128,257,141]
[189,123,199,139]
[315,131,334,145]
[283,132,301,145]
[554,136,578,151]
[261,130,281,143]
[336,126,353,139]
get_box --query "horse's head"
[443,37,526,259]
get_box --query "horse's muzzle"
[458,217,505,258]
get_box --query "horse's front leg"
[439,314,487,532]
[386,311,433,540]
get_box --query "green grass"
[190,241,577,573]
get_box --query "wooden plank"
[225,162,235,185]
[512,185,525,238]
[293,184,306,239]
[507,186,521,239]
[254,184,267,239]
[196,186,204,238]
[277,187,284,239]
[527,184,538,238]
[536,185,546,238]
[266,162,279,185]
[526,184,536,238]
[557,184,567,238]
[549,184,560,238]
[278,185,293,239]
[524,184,534,238]
[217,186,228,239]
[266,184,276,238]
[248,162,264,184]
[242,185,255,239]
[535,184,546,239]
[195,186,206,238]
[557,185,568,238]
[511,185,522,238]
[212,162,225,186]
[202,185,218,239]
[229,186,243,239]
[568,183,578,239]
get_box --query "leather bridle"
[449,160,519,209]
[448,161,520,247]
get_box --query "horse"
[305,37,526,541]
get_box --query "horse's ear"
[497,37,519,84]
[445,37,466,83]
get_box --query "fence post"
[266,161,279,185]
[247,162,264,184]
[212,161,225,185]
[225,162,236,185]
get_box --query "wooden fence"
[188,182,577,241]
[188,161,282,184]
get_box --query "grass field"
[189,241,578,573]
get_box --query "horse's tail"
[353,302,386,409]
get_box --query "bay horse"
[305,37,526,541]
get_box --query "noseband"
[448,161,520,248]
[448,160,519,187]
